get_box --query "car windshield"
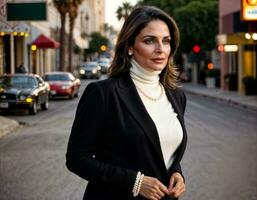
[81,63,97,69]
[0,76,37,88]
[44,74,70,81]
[99,61,108,65]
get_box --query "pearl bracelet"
[136,174,144,196]
[132,171,144,197]
[132,171,141,196]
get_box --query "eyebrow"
[141,35,171,39]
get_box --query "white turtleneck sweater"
[130,59,183,169]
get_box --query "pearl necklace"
[136,83,164,101]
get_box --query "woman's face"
[129,19,171,72]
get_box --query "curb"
[0,116,20,139]
[184,89,257,112]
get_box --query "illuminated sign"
[241,0,257,21]
[224,45,238,52]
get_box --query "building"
[74,0,105,47]
[0,0,60,76]
[217,0,257,94]
[0,0,105,76]
[0,0,18,74]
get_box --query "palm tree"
[116,2,133,21]
[68,0,83,72]
[53,0,70,71]
[103,23,110,34]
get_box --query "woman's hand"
[139,176,169,200]
[168,172,186,198]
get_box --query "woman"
[66,6,187,200]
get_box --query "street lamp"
[252,33,257,40]
[245,33,251,39]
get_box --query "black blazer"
[66,73,187,200]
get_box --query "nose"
[155,41,163,53]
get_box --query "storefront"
[217,0,257,95]
[31,34,60,76]
[0,35,3,75]
[0,21,14,75]
[217,32,257,94]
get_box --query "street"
[0,79,257,200]
[183,93,257,200]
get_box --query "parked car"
[43,72,81,99]
[0,74,49,115]
[79,62,101,79]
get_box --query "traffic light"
[193,45,200,54]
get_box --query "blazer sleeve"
[66,82,137,193]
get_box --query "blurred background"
[0,0,256,200]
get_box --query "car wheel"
[69,93,74,100]
[28,102,37,115]
[41,97,49,110]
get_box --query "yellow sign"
[241,0,257,21]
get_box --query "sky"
[105,0,139,31]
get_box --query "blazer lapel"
[115,74,165,166]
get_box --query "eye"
[163,38,171,45]
[144,38,154,44]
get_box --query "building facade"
[0,0,60,76]
[217,0,257,94]
[0,0,105,76]
[73,0,104,50]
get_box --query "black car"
[0,74,50,115]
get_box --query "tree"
[68,0,83,72]
[53,0,70,71]
[138,0,192,15]
[174,1,218,53]
[88,32,109,54]
[102,23,117,37]
[139,0,218,52]
[116,2,133,21]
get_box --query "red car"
[43,72,80,99]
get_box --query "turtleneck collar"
[130,58,161,85]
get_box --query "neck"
[130,58,161,85]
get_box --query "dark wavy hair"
[108,6,180,89]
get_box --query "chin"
[152,64,166,71]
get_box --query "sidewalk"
[182,83,257,111]
[0,116,20,139]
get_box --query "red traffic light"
[193,45,200,53]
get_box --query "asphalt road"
[182,94,257,200]
[0,79,256,200]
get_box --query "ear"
[127,47,133,56]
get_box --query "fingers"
[170,179,186,198]
[168,172,186,198]
[158,181,169,194]
[149,179,167,198]
[168,175,175,191]
[139,176,169,199]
